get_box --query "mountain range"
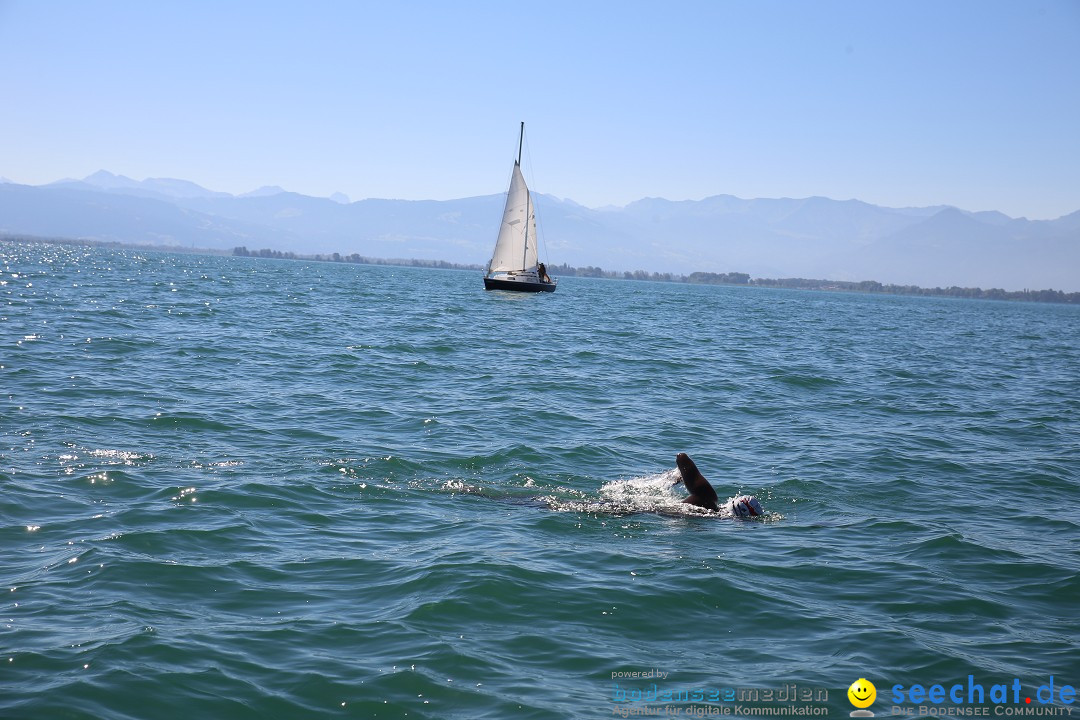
[1,171,1077,291]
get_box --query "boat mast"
[518,121,529,272]
[517,121,524,166]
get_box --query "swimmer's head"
[727,495,763,517]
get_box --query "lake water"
[3,241,1078,719]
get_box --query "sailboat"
[483,122,557,292]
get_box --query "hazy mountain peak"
[70,170,230,199]
[145,177,231,199]
[241,186,288,198]
[968,210,1013,226]
[83,169,140,189]
[929,206,969,221]
[329,192,350,204]
[1052,208,1080,230]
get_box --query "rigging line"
[520,122,530,271]
[521,129,550,266]
[517,122,529,272]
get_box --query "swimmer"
[675,452,763,516]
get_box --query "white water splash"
[596,468,687,513]
[561,468,768,519]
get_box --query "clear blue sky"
[1,0,1078,219]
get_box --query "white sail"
[487,162,539,273]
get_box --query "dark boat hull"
[483,277,556,293]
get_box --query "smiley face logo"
[848,678,876,709]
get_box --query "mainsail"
[487,162,538,273]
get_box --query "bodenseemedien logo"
[849,678,877,717]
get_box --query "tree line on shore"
[231,246,1079,305]
[231,246,481,271]
[0,235,1073,306]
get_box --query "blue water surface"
[2,241,1078,718]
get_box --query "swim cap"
[727,495,763,517]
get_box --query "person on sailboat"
[538,262,552,284]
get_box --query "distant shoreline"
[3,233,1077,305]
